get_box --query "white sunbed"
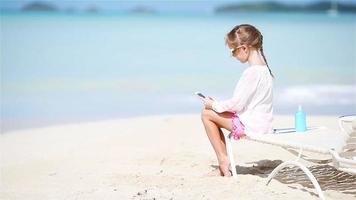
[224,115,356,200]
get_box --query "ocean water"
[1,12,355,132]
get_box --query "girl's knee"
[201,109,215,121]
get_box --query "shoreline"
[1,113,199,134]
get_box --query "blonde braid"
[260,35,274,78]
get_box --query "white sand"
[1,114,355,200]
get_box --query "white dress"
[212,65,274,136]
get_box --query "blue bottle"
[295,105,307,132]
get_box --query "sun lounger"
[224,115,356,200]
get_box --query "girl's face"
[230,44,249,63]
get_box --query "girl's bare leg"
[205,127,226,176]
[201,108,234,176]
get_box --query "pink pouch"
[232,113,246,140]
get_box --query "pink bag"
[232,113,246,140]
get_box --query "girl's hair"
[226,24,274,78]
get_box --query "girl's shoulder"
[241,65,270,81]
[243,65,264,73]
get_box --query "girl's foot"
[219,162,232,177]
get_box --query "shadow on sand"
[214,159,356,197]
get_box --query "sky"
[0,0,355,13]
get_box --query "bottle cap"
[298,105,302,111]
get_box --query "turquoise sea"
[1,12,355,132]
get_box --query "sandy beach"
[1,114,355,200]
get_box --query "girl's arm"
[211,68,260,113]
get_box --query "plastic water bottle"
[295,105,307,132]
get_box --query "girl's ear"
[242,45,249,53]
[242,45,249,56]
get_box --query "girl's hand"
[203,98,214,110]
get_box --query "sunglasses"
[230,45,244,55]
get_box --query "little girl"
[201,24,274,177]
